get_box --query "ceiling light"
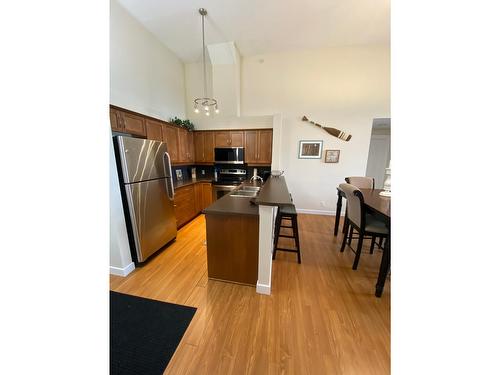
[193,8,218,115]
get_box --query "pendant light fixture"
[193,8,219,116]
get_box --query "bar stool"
[273,195,301,263]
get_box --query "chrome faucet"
[250,175,263,183]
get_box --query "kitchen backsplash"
[171,165,270,183]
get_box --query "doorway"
[366,118,391,189]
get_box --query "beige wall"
[244,45,390,212]
[109,0,187,274]
[110,0,186,120]
[186,45,390,213]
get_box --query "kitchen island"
[203,181,261,285]
[203,176,292,294]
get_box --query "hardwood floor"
[110,214,390,375]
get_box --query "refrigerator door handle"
[164,152,175,200]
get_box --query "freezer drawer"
[124,178,177,262]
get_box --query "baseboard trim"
[256,282,271,295]
[296,209,336,216]
[110,262,135,277]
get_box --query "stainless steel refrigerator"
[114,135,177,263]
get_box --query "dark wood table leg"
[375,226,390,297]
[334,190,342,236]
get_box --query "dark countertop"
[203,176,292,217]
[202,180,263,217]
[173,177,213,190]
[254,176,293,206]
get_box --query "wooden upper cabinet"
[162,124,179,164]
[145,119,163,142]
[257,130,273,164]
[230,131,244,147]
[215,131,231,147]
[177,128,189,163]
[244,130,258,163]
[109,107,146,136]
[244,129,273,165]
[203,132,215,162]
[121,111,146,136]
[215,130,244,147]
[194,132,204,163]
[187,131,195,163]
[110,108,122,131]
[194,131,215,163]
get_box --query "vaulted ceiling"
[117,0,390,62]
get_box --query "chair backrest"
[339,183,365,228]
[345,176,374,189]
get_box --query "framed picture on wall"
[298,140,323,159]
[325,149,340,163]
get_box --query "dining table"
[335,187,391,297]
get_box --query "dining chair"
[343,176,383,250]
[345,176,375,189]
[339,183,389,270]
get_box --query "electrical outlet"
[320,201,327,207]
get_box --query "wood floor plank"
[110,213,390,375]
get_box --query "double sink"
[230,185,261,198]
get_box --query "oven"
[212,167,247,201]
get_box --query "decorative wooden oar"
[302,116,352,142]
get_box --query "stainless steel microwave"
[214,147,245,164]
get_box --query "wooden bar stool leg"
[292,215,301,264]
[274,212,281,245]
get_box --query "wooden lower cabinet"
[194,183,203,213]
[201,183,213,209]
[175,182,212,228]
[205,213,259,285]
[174,185,197,228]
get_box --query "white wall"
[109,135,134,276]
[239,45,390,213]
[184,45,390,212]
[366,134,391,189]
[184,62,213,119]
[110,0,187,275]
[110,0,186,120]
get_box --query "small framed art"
[298,140,323,159]
[325,149,340,163]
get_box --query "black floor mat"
[110,291,196,375]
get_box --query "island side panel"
[256,205,277,295]
[205,213,260,285]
